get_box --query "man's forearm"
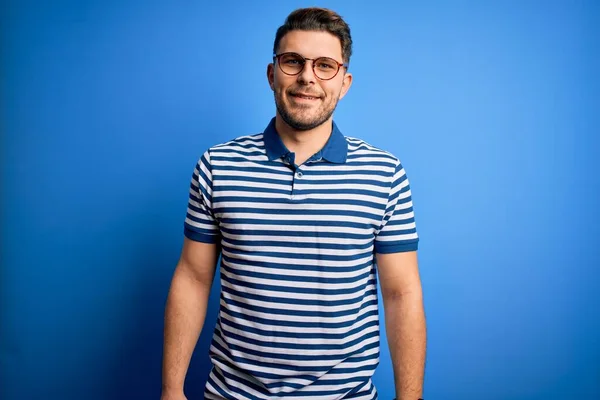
[384,290,426,400]
[162,265,212,393]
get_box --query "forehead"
[278,30,343,60]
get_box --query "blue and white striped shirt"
[184,117,419,399]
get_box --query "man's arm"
[161,238,220,400]
[376,250,426,400]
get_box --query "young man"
[162,7,426,400]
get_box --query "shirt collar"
[263,117,348,164]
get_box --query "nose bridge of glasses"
[301,57,320,76]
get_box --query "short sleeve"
[183,150,221,243]
[374,160,419,254]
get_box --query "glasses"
[273,52,348,81]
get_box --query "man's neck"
[274,115,333,165]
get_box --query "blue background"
[2,1,599,399]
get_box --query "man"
[162,7,426,400]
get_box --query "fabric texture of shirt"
[184,117,419,399]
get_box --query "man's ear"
[339,72,353,100]
[267,63,275,91]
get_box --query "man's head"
[267,8,353,131]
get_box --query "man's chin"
[276,101,334,131]
[283,115,326,131]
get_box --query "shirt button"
[296,171,303,178]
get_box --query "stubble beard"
[275,92,339,131]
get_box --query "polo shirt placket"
[284,152,325,202]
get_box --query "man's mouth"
[291,93,321,100]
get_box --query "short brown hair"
[273,7,353,65]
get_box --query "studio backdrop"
[1,1,598,399]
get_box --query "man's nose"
[297,60,317,84]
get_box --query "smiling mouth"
[291,93,320,100]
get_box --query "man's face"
[268,30,353,131]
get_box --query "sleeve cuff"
[374,239,419,254]
[184,226,220,244]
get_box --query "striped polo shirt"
[184,117,419,400]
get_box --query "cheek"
[322,81,339,95]
[272,78,288,95]
[323,86,339,101]
[275,81,294,99]
[274,86,286,98]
